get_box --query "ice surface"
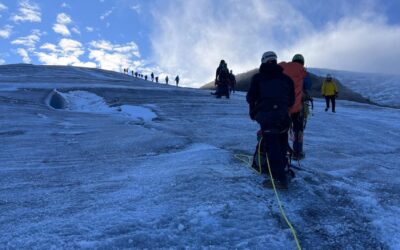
[0,65,399,249]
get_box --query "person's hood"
[259,63,283,76]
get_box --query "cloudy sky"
[0,0,399,87]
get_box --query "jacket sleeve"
[303,72,312,93]
[246,75,258,119]
[215,67,220,80]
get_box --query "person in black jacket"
[246,51,295,189]
[214,60,230,98]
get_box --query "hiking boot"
[262,178,288,190]
[332,110,336,113]
[292,151,305,161]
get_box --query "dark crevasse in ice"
[47,90,66,109]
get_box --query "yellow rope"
[264,142,302,250]
[234,137,302,250]
[234,154,261,175]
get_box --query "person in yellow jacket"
[321,74,338,112]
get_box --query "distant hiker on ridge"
[145,75,148,81]
[279,54,312,160]
[165,76,169,85]
[213,60,230,99]
[151,72,154,82]
[321,74,338,113]
[175,75,180,87]
[155,76,159,83]
[135,72,138,78]
[229,70,236,94]
[246,51,295,189]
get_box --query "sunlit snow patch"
[57,90,157,121]
[117,105,157,121]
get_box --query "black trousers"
[290,112,304,155]
[261,131,288,182]
[325,95,336,111]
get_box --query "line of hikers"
[123,68,180,87]
[246,51,338,189]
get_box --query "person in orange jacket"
[279,54,311,160]
[321,74,338,112]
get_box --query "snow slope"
[309,68,400,108]
[0,65,399,249]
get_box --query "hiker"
[155,76,159,83]
[214,60,230,99]
[165,76,169,85]
[321,74,338,112]
[135,72,138,78]
[246,51,295,189]
[229,70,236,94]
[175,75,180,87]
[151,72,154,82]
[131,70,134,76]
[145,75,148,81]
[279,54,311,160]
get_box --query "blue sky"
[0,0,399,87]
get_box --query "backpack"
[217,65,230,83]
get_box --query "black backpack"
[217,66,230,83]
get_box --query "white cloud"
[57,13,71,24]
[11,29,42,48]
[53,13,72,36]
[88,40,141,71]
[0,25,12,39]
[285,17,400,75]
[0,58,5,64]
[100,8,114,20]
[17,48,31,63]
[151,0,400,86]
[59,39,83,54]
[0,2,8,11]
[40,43,57,52]
[53,23,70,36]
[130,4,141,14]
[151,0,312,86]
[36,38,96,68]
[11,0,41,23]
[86,26,94,32]
[90,40,113,50]
[71,27,80,34]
